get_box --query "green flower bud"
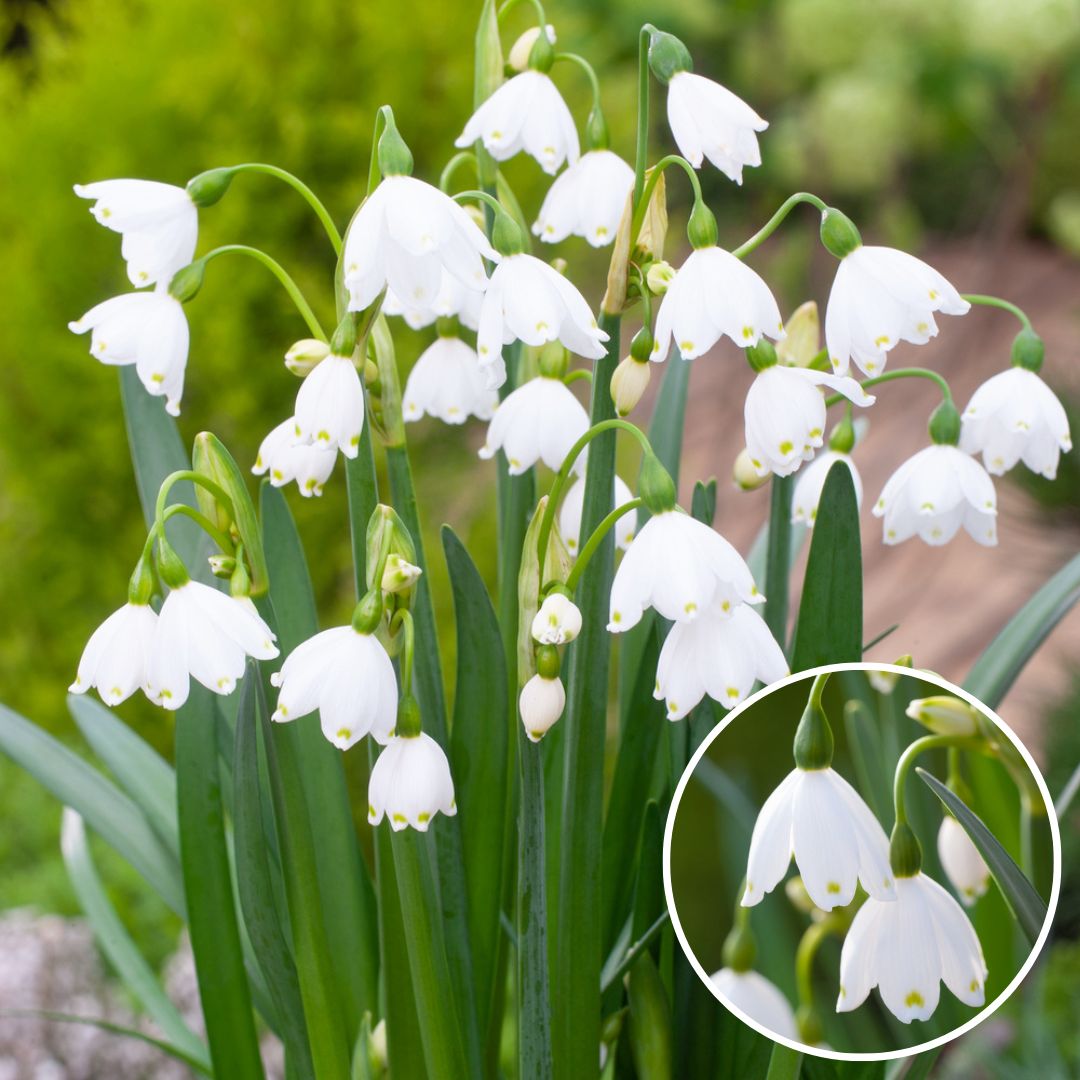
[639,454,677,515]
[746,340,778,373]
[527,25,555,73]
[186,166,236,208]
[330,311,361,358]
[820,207,862,260]
[645,260,675,296]
[492,209,527,256]
[156,540,190,589]
[518,494,572,684]
[366,504,417,592]
[535,642,560,680]
[538,341,569,379]
[585,105,610,152]
[793,696,834,771]
[905,696,979,736]
[127,553,156,606]
[377,108,414,178]
[208,554,236,579]
[284,338,330,377]
[721,922,756,973]
[646,26,693,84]
[827,411,856,454]
[167,259,205,303]
[796,1005,824,1047]
[928,398,962,446]
[507,26,549,72]
[1011,327,1045,373]
[396,693,422,738]
[352,588,384,635]
[686,200,718,250]
[889,821,923,878]
[630,326,654,362]
[381,553,422,595]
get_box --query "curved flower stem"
[808,670,830,711]
[565,498,644,593]
[221,163,342,255]
[199,245,327,341]
[794,911,847,1007]
[824,366,954,408]
[731,191,827,260]
[554,52,602,110]
[440,151,477,193]
[390,608,416,697]
[961,293,1034,332]
[536,418,654,582]
[630,154,703,249]
[563,369,593,385]
[633,26,652,207]
[497,0,546,24]
[162,504,235,556]
[154,470,235,543]
[453,188,507,219]
[893,734,983,825]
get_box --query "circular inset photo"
[664,664,1060,1061]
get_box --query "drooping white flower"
[937,815,991,908]
[477,254,607,388]
[343,175,496,315]
[960,367,1072,480]
[271,625,397,750]
[455,70,580,176]
[74,180,197,287]
[654,603,788,719]
[560,473,637,555]
[519,673,566,743]
[147,583,278,711]
[650,247,784,362]
[531,593,582,645]
[383,270,484,331]
[252,418,338,497]
[70,603,158,706]
[792,452,863,526]
[873,445,997,547]
[478,376,589,475]
[293,353,366,458]
[69,291,189,416]
[403,336,498,425]
[837,872,987,1022]
[608,511,762,633]
[742,767,895,912]
[532,150,635,247]
[665,72,768,184]
[710,969,798,1040]
[744,367,874,478]
[825,247,969,377]
[368,732,457,831]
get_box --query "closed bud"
[186,166,236,208]
[531,592,582,645]
[645,260,676,295]
[639,453,677,514]
[611,355,652,416]
[819,207,862,260]
[733,448,769,491]
[928,398,962,446]
[377,107,414,178]
[519,671,565,742]
[775,301,820,368]
[508,25,555,72]
[1011,327,1045,373]
[285,338,331,377]
[721,922,756,973]
[492,208,527,256]
[686,200,718,250]
[167,259,205,303]
[796,1005,824,1047]
[208,554,236,579]
[905,696,979,736]
[366,504,417,592]
[382,552,422,594]
[646,26,693,84]
[867,656,912,695]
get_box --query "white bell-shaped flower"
[455,70,580,176]
[252,418,338,497]
[477,254,607,388]
[559,473,637,555]
[74,179,197,287]
[650,247,783,362]
[383,270,483,331]
[271,625,397,751]
[742,767,895,912]
[873,445,997,547]
[532,150,635,247]
[70,602,158,706]
[744,367,873,478]
[960,367,1072,479]
[368,732,457,831]
[608,511,762,633]
[478,376,589,475]
[665,72,768,184]
[791,452,863,526]
[403,336,498,425]
[343,175,496,315]
[519,673,566,743]
[837,871,987,1023]
[531,593,582,645]
[293,353,366,458]
[147,584,278,711]
[825,247,969,377]
[937,815,990,908]
[709,969,798,1040]
[654,603,787,719]
[69,291,189,416]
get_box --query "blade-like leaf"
[790,462,862,670]
[0,703,183,915]
[765,1045,803,1080]
[763,474,794,644]
[916,767,1047,944]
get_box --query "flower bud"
[793,694,834,771]
[721,922,756,973]
[186,166,236,208]
[638,453,677,514]
[827,411,856,454]
[492,208,527,256]
[377,107,414,178]
[745,339,778,373]
[508,25,555,72]
[889,820,923,878]
[208,554,236,579]
[733,448,769,491]
[1011,327,1045,373]
[796,1004,824,1047]
[285,338,331,377]
[905,696,979,737]
[928,398,962,446]
[775,301,819,368]
[369,1018,388,1075]
[937,814,990,907]
[645,260,676,296]
[686,200,718,251]
[819,207,862,260]
[866,656,912,695]
[646,26,693,84]
[531,592,582,645]
[382,553,422,594]
[584,105,609,152]
[366,504,417,592]
[167,259,205,303]
[610,355,652,417]
[519,672,566,742]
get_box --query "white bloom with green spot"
[791,452,863,526]
[650,247,783,362]
[271,625,397,751]
[532,149,634,247]
[252,417,337,497]
[70,602,158,706]
[607,511,762,633]
[403,336,498,425]
[559,473,636,555]
[709,968,798,1040]
[742,766,895,912]
[837,871,986,1022]
[384,270,483,331]
[873,445,997,547]
[937,815,991,907]
[293,353,366,458]
[531,593,582,646]
[368,732,457,831]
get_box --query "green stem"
[497,0,546,24]
[199,245,327,340]
[554,52,602,110]
[633,26,651,207]
[732,192,827,260]
[808,671,830,711]
[794,913,845,1007]
[389,609,415,695]
[565,499,644,592]
[440,151,477,193]
[162,504,235,556]
[220,163,342,255]
[563,369,593,385]
[824,366,953,408]
[961,294,1033,332]
[630,154,703,249]
[894,734,983,825]
[154,470,235,540]
[763,475,793,645]
[454,188,506,218]
[599,910,670,993]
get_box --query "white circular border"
[662,662,1063,1063]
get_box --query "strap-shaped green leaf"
[917,767,1047,945]
[765,1045,803,1080]
[790,462,863,670]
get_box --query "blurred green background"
[2,0,1080,1071]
